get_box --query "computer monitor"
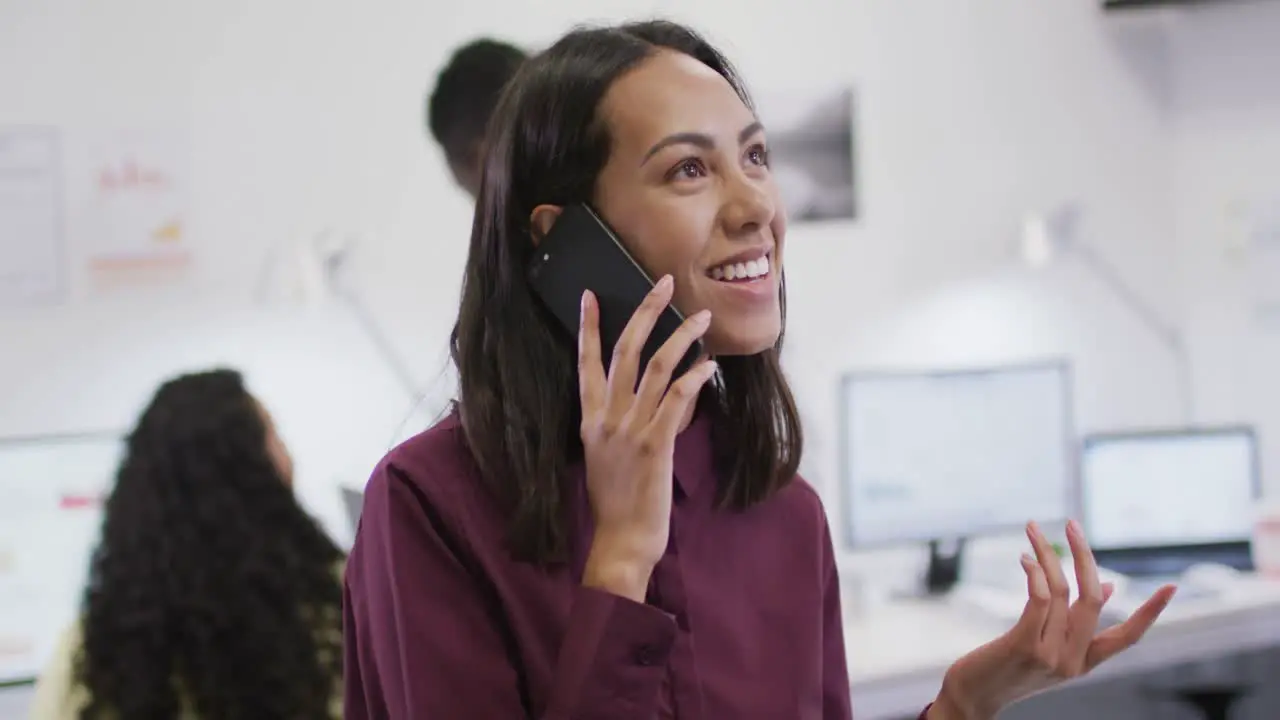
[341,487,364,534]
[840,361,1075,550]
[0,432,123,685]
[1080,426,1260,575]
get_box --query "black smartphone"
[527,203,703,383]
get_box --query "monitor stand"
[924,537,966,595]
[891,537,967,600]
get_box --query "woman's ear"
[528,205,564,247]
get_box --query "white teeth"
[710,255,770,282]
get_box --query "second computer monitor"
[1080,426,1260,573]
[840,361,1075,548]
[341,486,365,534]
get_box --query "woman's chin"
[704,326,782,358]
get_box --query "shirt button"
[633,644,660,666]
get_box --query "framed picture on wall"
[755,87,857,224]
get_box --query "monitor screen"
[341,487,364,534]
[841,362,1074,547]
[1081,428,1258,551]
[0,433,122,685]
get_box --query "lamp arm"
[1071,241,1195,421]
[317,245,422,404]
[313,236,423,405]
[334,284,423,405]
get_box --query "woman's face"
[255,400,294,487]
[538,50,786,357]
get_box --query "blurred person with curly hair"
[27,368,344,720]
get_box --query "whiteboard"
[840,361,1075,548]
[0,433,122,684]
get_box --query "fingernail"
[1020,553,1034,566]
[1068,519,1081,537]
[580,290,589,314]
[656,274,673,291]
[692,309,711,325]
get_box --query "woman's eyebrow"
[640,121,766,166]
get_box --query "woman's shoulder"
[363,409,498,529]
[28,620,89,720]
[772,473,831,523]
[739,472,836,547]
[376,409,478,485]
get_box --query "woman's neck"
[676,353,713,434]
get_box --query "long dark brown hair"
[450,20,803,565]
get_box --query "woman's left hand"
[930,520,1177,720]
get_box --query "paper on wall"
[0,127,63,307]
[79,129,192,295]
[1249,196,1280,331]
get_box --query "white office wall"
[1167,0,1280,502]
[0,0,1275,553]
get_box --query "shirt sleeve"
[818,510,935,720]
[27,622,87,720]
[343,461,679,720]
[819,513,855,720]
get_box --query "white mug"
[1252,501,1280,579]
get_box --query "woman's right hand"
[577,275,717,603]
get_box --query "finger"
[1063,519,1105,665]
[648,359,718,438]
[1012,553,1051,643]
[577,290,607,415]
[1085,584,1176,669]
[1028,522,1070,647]
[630,309,711,421]
[605,275,674,413]
[1067,520,1103,608]
[1101,582,1115,605]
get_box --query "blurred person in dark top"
[427,37,528,198]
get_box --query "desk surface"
[2,581,1276,720]
[845,576,1280,719]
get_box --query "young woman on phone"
[343,20,1174,719]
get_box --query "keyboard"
[1101,576,1219,626]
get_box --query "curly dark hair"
[75,368,344,719]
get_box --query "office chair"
[1140,647,1259,719]
[1168,686,1249,720]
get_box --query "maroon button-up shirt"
[344,409,929,719]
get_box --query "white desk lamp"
[1020,204,1194,423]
[254,230,423,407]
[253,231,432,542]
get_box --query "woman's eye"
[747,145,770,167]
[672,158,707,180]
